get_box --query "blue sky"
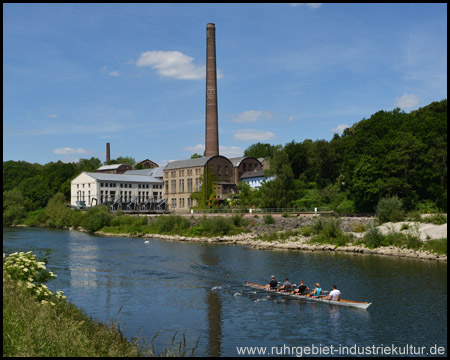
[3,3,447,166]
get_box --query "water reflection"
[206,290,222,357]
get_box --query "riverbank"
[94,214,447,262]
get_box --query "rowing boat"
[244,281,371,310]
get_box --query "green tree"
[106,156,135,165]
[15,176,53,211]
[284,140,308,179]
[236,182,254,208]
[3,189,30,225]
[260,148,298,208]
[44,193,73,228]
[76,157,102,173]
[244,142,281,159]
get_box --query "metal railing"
[186,207,332,215]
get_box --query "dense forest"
[3,99,447,226]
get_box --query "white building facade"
[70,172,163,208]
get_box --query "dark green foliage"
[260,148,299,208]
[263,214,275,225]
[44,193,73,228]
[376,196,405,224]
[81,206,112,233]
[244,142,281,159]
[361,226,385,249]
[3,189,30,225]
[105,156,136,165]
[153,215,191,233]
[198,216,233,236]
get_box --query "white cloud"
[183,144,204,153]
[231,110,273,123]
[331,124,349,134]
[53,147,90,155]
[219,145,244,158]
[108,70,119,77]
[234,129,275,141]
[290,3,322,9]
[288,115,299,122]
[47,114,58,118]
[136,51,206,80]
[395,94,419,109]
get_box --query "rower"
[267,275,279,290]
[293,280,309,295]
[310,283,323,297]
[327,284,341,301]
[279,278,293,292]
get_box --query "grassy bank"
[3,252,195,357]
[3,273,149,356]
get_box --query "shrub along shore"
[92,213,447,262]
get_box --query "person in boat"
[267,275,279,290]
[327,284,341,301]
[293,280,309,295]
[310,283,323,297]
[279,278,293,292]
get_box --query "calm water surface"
[3,227,447,357]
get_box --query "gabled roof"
[164,156,213,170]
[74,172,162,183]
[97,164,130,171]
[125,167,164,178]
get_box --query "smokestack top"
[106,142,110,163]
[207,23,215,28]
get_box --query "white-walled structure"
[70,172,163,209]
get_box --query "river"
[3,227,447,357]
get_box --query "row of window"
[167,168,203,178]
[165,178,202,194]
[99,190,163,203]
[170,197,194,208]
[97,182,162,189]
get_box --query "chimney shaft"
[106,142,110,163]
[205,23,219,157]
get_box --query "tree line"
[3,99,447,226]
[241,99,447,213]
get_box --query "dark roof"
[164,156,213,170]
[240,169,264,179]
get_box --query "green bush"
[23,209,47,227]
[422,239,447,256]
[363,225,385,249]
[81,206,112,233]
[336,199,356,214]
[198,216,232,236]
[153,215,191,233]
[263,214,275,225]
[70,211,85,228]
[376,196,405,224]
[425,214,447,225]
[415,200,439,214]
[44,193,72,228]
[231,214,248,227]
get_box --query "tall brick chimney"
[106,142,110,163]
[205,23,219,157]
